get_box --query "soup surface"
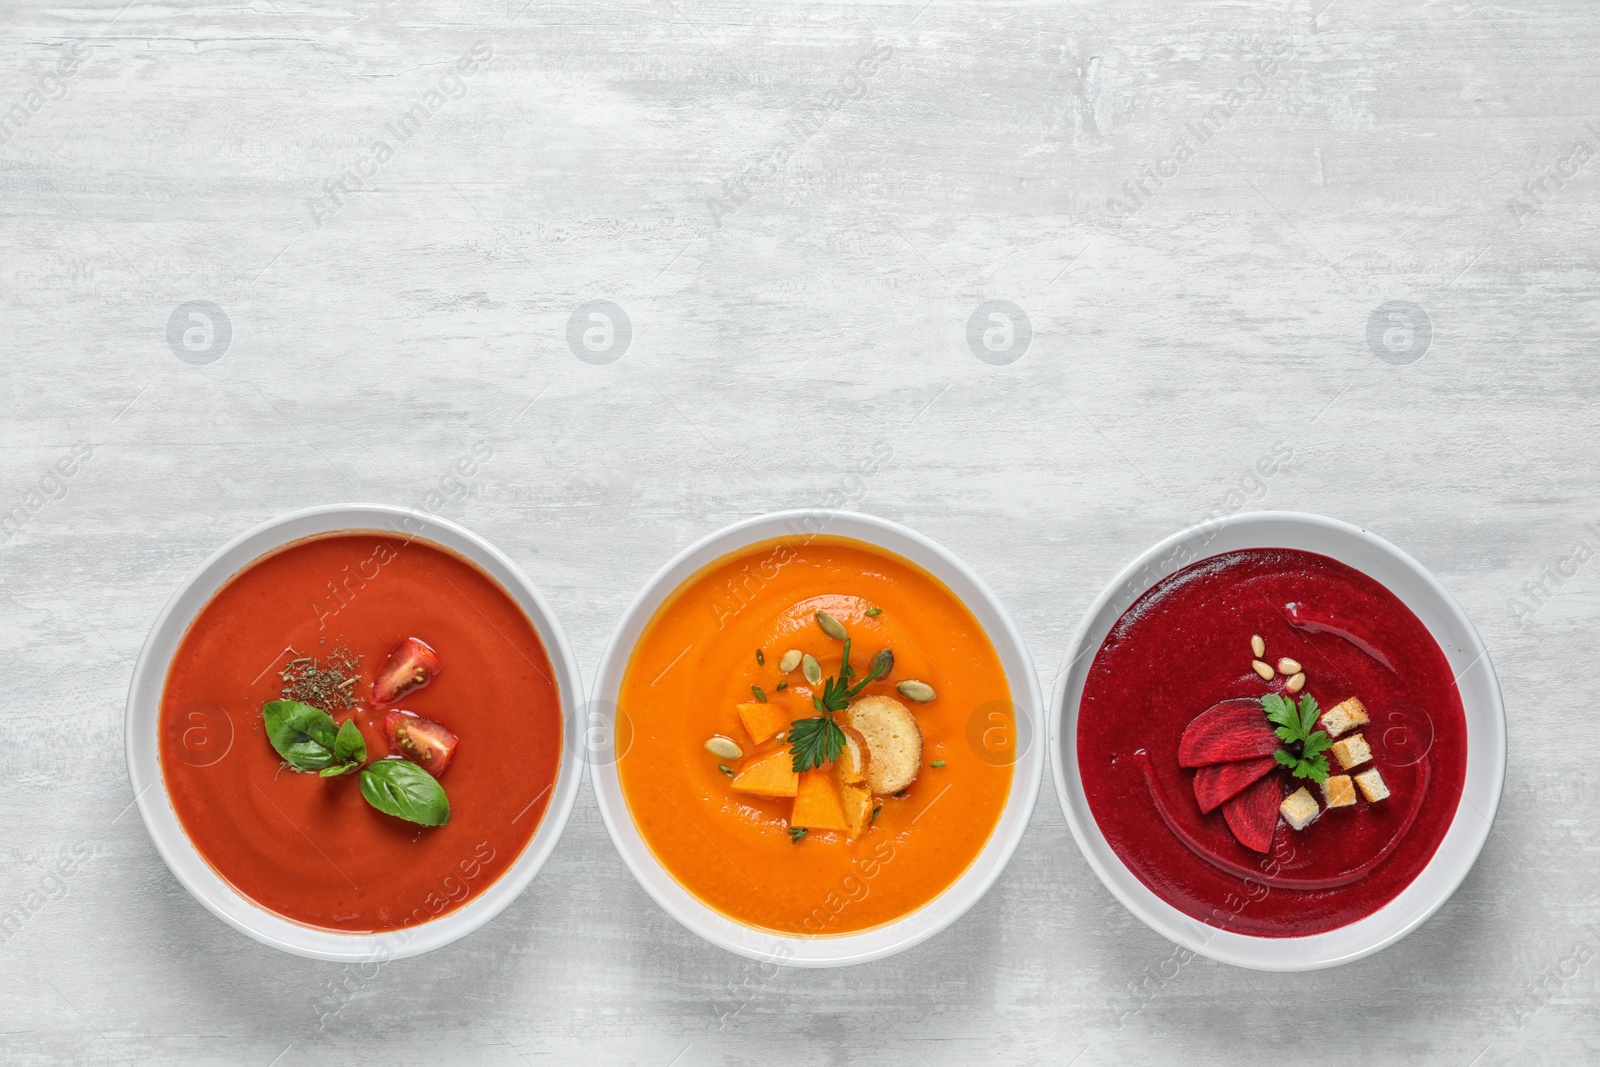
[1078,548,1467,937]
[618,535,1014,935]
[160,531,562,932]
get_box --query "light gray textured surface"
[3,0,1598,1062]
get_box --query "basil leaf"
[333,719,366,765]
[359,759,450,826]
[262,701,339,771]
[319,763,357,777]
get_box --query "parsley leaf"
[1262,693,1299,732]
[1289,754,1331,784]
[1261,692,1331,783]
[788,715,846,772]
[1299,693,1321,736]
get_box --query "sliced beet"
[1193,755,1278,814]
[1178,698,1280,767]
[1222,771,1283,853]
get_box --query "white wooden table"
[3,1,1596,1063]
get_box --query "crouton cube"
[1280,787,1320,831]
[1329,732,1372,770]
[1354,768,1390,802]
[1321,697,1370,739]
[729,747,798,798]
[1320,774,1356,808]
[736,701,789,746]
[791,768,849,831]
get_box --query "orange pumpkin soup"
[617,536,1014,935]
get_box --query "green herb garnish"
[929,759,946,768]
[865,607,882,617]
[756,648,765,666]
[751,685,767,703]
[871,804,882,823]
[788,638,894,773]
[787,716,846,773]
[788,827,807,843]
[358,759,450,826]
[260,701,448,825]
[813,641,893,715]
[775,682,787,692]
[319,718,367,776]
[718,764,734,777]
[263,700,341,771]
[1263,693,1331,783]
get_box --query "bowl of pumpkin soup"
[589,511,1044,966]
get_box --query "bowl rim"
[124,503,587,962]
[588,509,1045,967]
[1049,510,1507,970]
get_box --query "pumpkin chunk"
[736,701,789,746]
[730,747,799,798]
[791,768,849,831]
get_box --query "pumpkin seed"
[706,736,743,760]
[718,764,735,777]
[867,648,894,679]
[778,648,802,673]
[801,653,822,685]
[815,610,847,641]
[755,648,764,666]
[896,679,936,703]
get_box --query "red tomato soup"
[1078,548,1467,938]
[159,532,562,932]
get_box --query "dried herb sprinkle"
[280,644,364,711]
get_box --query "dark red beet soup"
[1078,548,1467,937]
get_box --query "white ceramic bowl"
[589,510,1045,967]
[125,504,586,962]
[1051,511,1506,971]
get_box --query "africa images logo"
[1104,43,1290,221]
[306,42,494,227]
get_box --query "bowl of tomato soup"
[126,505,584,961]
[1053,512,1505,970]
[590,511,1044,967]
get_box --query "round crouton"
[842,695,922,795]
